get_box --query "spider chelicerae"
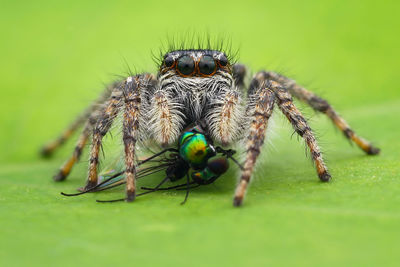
[41,45,380,206]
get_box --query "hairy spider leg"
[86,84,124,190]
[233,86,275,206]
[121,77,142,201]
[40,83,115,157]
[273,83,330,181]
[234,80,331,206]
[259,71,380,155]
[53,112,98,182]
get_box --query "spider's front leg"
[234,79,331,207]
[85,76,145,202]
[122,77,142,201]
[233,85,275,206]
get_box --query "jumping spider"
[41,47,380,206]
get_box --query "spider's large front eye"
[177,56,195,76]
[199,56,216,75]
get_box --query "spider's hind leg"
[52,107,105,182]
[259,71,380,155]
[40,83,114,158]
[234,78,331,207]
[40,111,88,158]
[52,121,91,182]
[48,85,117,181]
[271,82,331,182]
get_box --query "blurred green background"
[1,0,399,266]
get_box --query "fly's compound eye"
[219,55,228,67]
[177,55,195,76]
[207,157,229,175]
[164,56,174,68]
[199,55,216,75]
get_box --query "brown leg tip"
[367,146,380,155]
[319,171,331,182]
[53,171,67,182]
[40,147,53,158]
[126,191,136,202]
[233,196,243,207]
[78,181,97,192]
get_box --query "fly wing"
[92,158,174,193]
[62,150,177,197]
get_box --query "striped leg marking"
[261,71,380,155]
[40,84,114,158]
[53,123,90,181]
[52,108,104,182]
[122,77,141,202]
[272,82,331,182]
[86,87,123,190]
[40,121,82,158]
[233,87,275,207]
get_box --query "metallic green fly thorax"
[177,128,230,185]
[178,130,216,170]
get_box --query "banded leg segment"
[53,122,91,181]
[86,87,123,190]
[271,82,331,182]
[53,108,104,182]
[40,120,82,158]
[257,71,380,155]
[233,87,275,207]
[122,77,141,202]
[40,84,114,157]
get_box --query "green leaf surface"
[1,0,399,266]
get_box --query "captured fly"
[61,123,242,204]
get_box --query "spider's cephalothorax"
[150,49,241,146]
[41,47,380,206]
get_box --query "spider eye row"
[162,54,229,77]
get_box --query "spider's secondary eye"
[199,56,216,75]
[164,56,174,67]
[219,55,228,66]
[177,56,195,75]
